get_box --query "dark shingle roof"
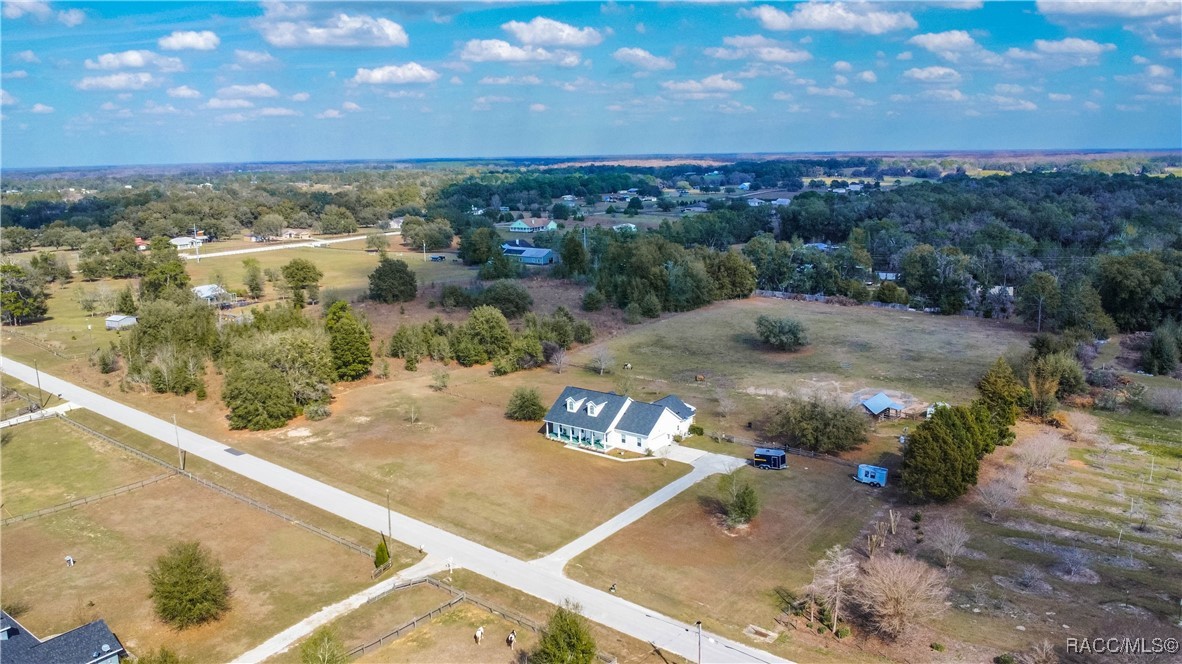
[613,401,666,436]
[543,387,630,432]
[1,611,125,664]
[653,395,695,420]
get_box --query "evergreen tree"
[1142,327,1180,375]
[139,259,191,302]
[505,387,547,421]
[976,357,1026,429]
[281,258,323,308]
[368,257,418,303]
[243,258,265,299]
[116,284,138,315]
[529,602,597,664]
[373,536,390,568]
[453,305,514,366]
[325,302,373,381]
[148,541,231,629]
[901,405,983,503]
[222,361,298,430]
[755,315,809,351]
[559,231,589,276]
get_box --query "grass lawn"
[218,364,691,559]
[0,418,162,516]
[566,463,885,663]
[0,375,63,419]
[0,478,373,663]
[570,298,1029,434]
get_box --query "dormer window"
[566,397,584,413]
[586,401,604,417]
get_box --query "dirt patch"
[1100,601,1155,619]
[285,427,313,438]
[1002,537,1147,571]
[1051,567,1101,584]
[993,574,1054,596]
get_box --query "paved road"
[179,231,399,261]
[0,402,78,429]
[0,358,788,664]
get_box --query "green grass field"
[0,418,162,515]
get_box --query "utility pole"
[33,360,47,408]
[696,620,702,664]
[193,222,201,263]
[422,241,427,262]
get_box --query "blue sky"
[2,1,1180,168]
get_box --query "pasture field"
[566,297,1029,436]
[0,376,62,419]
[353,602,538,664]
[0,475,374,663]
[566,463,886,664]
[0,418,162,516]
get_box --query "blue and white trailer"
[855,464,888,487]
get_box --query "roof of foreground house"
[0,611,125,664]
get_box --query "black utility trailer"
[753,448,787,470]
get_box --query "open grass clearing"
[0,418,162,516]
[566,463,884,663]
[353,602,537,664]
[0,478,373,663]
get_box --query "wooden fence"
[2,330,82,360]
[351,576,617,663]
[56,414,372,558]
[2,472,177,526]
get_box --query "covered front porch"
[545,422,609,451]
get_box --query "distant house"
[804,242,835,252]
[560,194,576,202]
[508,218,558,234]
[169,236,201,250]
[848,183,865,192]
[681,204,709,214]
[876,272,900,282]
[771,198,792,207]
[747,199,767,207]
[503,246,556,266]
[133,237,150,252]
[861,392,905,419]
[612,223,637,233]
[104,314,137,331]
[192,284,229,304]
[501,239,534,250]
[282,229,311,240]
[0,610,125,664]
[738,182,751,191]
[387,216,404,230]
[542,387,696,454]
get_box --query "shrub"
[1087,365,1121,388]
[136,647,191,664]
[688,424,704,436]
[835,626,851,639]
[766,393,869,454]
[755,315,809,351]
[1142,327,1179,375]
[581,289,606,312]
[305,403,331,421]
[478,280,533,319]
[994,655,1017,664]
[572,320,594,344]
[623,302,642,324]
[530,601,596,664]
[639,292,662,318]
[1138,387,1182,417]
[506,387,547,421]
[373,536,390,569]
[148,541,231,629]
[931,643,946,652]
[299,627,347,664]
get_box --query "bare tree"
[926,519,970,568]
[1018,436,1068,477]
[853,554,947,639]
[591,348,614,376]
[888,509,900,535]
[976,468,1027,519]
[550,347,567,374]
[1059,547,1092,578]
[1020,640,1057,664]
[809,545,859,633]
[715,389,735,419]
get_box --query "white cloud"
[529,102,548,112]
[712,100,755,114]
[3,1,83,25]
[460,39,580,67]
[994,83,1024,94]
[990,95,1038,111]
[903,66,962,83]
[235,49,276,65]
[291,91,310,101]
[30,102,53,113]
[256,7,408,48]
[316,108,343,119]
[1133,55,1151,64]
[342,101,362,111]
[257,107,297,117]
[920,88,966,102]
[1084,100,1100,110]
[660,74,743,95]
[897,51,913,61]
[704,35,812,64]
[478,75,543,85]
[217,83,280,98]
[84,50,184,73]
[772,91,794,101]
[13,50,40,63]
[739,3,917,35]
[99,101,119,111]
[386,90,425,99]
[858,70,877,83]
[1035,1,1178,18]
[450,76,463,85]
[1116,104,1143,111]
[75,72,157,91]
[472,95,513,111]
[1145,82,1173,94]
[203,98,254,109]
[167,85,201,98]
[1146,64,1174,77]
[635,22,646,34]
[613,47,675,71]
[832,60,852,72]
[907,30,1004,66]
[2,70,28,79]
[158,30,220,51]
[806,85,854,98]
[143,101,179,114]
[1,89,17,106]
[351,62,440,84]
[1048,92,1072,101]
[833,74,849,85]
[502,17,603,47]
[1035,37,1116,55]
